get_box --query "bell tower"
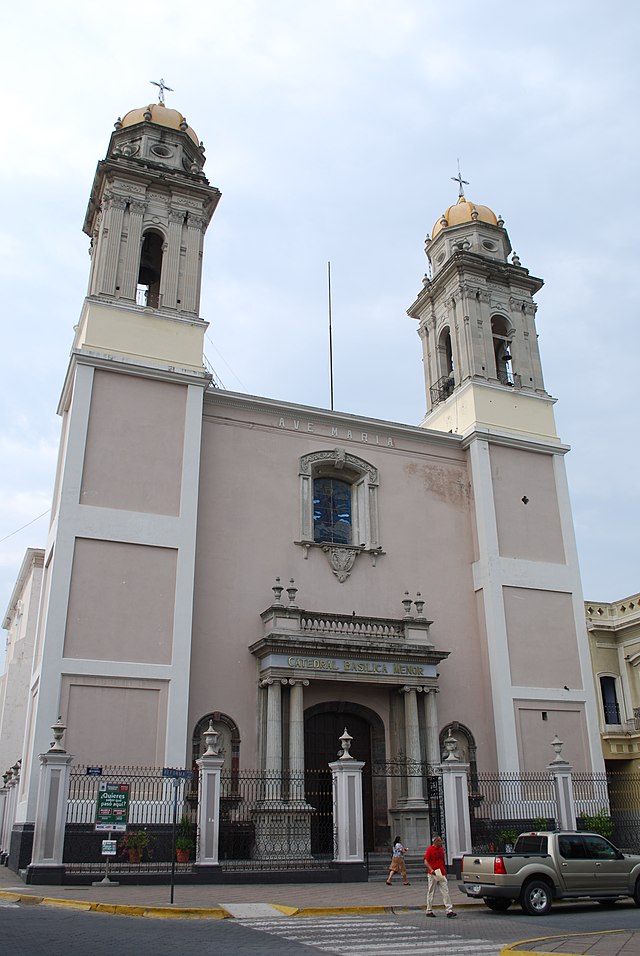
[19,96,222,826]
[409,186,557,442]
[76,100,220,369]
[407,180,603,774]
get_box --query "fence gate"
[370,760,443,852]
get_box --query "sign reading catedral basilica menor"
[1,96,603,860]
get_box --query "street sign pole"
[162,768,192,906]
[170,778,179,904]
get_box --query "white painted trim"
[552,455,605,772]
[163,382,205,765]
[467,437,519,770]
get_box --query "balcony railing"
[430,374,455,405]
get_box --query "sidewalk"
[0,865,637,956]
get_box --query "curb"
[0,891,228,920]
[0,889,481,920]
[500,929,625,956]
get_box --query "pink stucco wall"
[189,396,497,769]
[81,371,186,515]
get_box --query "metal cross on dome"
[150,78,174,104]
[451,159,469,199]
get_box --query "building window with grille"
[599,675,621,725]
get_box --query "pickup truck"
[460,831,640,915]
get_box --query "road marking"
[234,915,500,955]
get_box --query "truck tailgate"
[463,855,499,883]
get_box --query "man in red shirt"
[424,835,457,918]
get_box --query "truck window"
[515,835,548,854]
[583,835,618,860]
[559,835,588,859]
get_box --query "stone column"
[424,688,440,766]
[402,686,424,805]
[120,200,146,300]
[196,721,225,867]
[330,729,365,865]
[288,679,308,804]
[439,728,472,867]
[548,736,577,831]
[162,209,184,310]
[263,677,285,803]
[0,780,7,858]
[183,215,205,314]
[96,196,126,296]
[27,719,73,883]
[0,770,16,861]
[390,686,429,850]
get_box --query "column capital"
[288,678,310,687]
[259,677,288,688]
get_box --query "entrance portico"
[249,584,450,849]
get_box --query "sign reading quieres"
[95,782,130,832]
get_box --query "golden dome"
[432,197,498,238]
[119,102,199,146]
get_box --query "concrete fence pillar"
[548,735,577,830]
[27,719,73,883]
[196,721,225,867]
[329,728,365,864]
[439,727,472,866]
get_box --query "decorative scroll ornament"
[322,545,358,583]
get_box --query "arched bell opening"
[491,315,514,385]
[137,229,164,308]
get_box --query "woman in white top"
[386,835,410,885]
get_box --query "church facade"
[10,100,604,854]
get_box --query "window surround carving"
[296,448,383,582]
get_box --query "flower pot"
[176,847,190,863]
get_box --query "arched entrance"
[304,701,388,852]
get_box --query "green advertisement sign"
[95,782,130,831]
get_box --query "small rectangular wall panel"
[62,677,167,766]
[516,703,589,772]
[504,586,583,690]
[490,445,565,563]
[81,370,186,515]
[63,538,176,664]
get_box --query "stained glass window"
[313,477,352,545]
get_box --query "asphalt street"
[2,898,639,956]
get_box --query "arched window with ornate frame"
[297,448,383,582]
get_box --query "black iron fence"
[64,766,196,874]
[469,772,557,852]
[469,770,640,854]
[63,765,336,873]
[218,767,335,869]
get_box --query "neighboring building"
[586,594,640,772]
[5,98,605,861]
[0,549,44,774]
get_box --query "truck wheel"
[520,879,553,916]
[483,897,511,912]
[633,877,640,907]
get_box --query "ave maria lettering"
[287,656,424,677]
[278,418,395,447]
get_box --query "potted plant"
[120,829,153,864]
[175,814,194,863]
[499,828,519,853]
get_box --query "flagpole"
[328,261,334,411]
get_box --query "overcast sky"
[2,1,639,655]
